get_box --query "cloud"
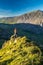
[0,9,16,18]
[0,9,26,18]
[0,9,25,18]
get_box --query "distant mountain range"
[0,10,43,26]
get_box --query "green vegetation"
[0,35,43,65]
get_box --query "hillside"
[0,10,43,55]
[0,10,43,25]
[0,35,43,65]
[0,23,43,48]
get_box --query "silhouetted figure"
[11,28,17,39]
[14,28,17,38]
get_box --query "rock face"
[15,10,43,25]
[0,10,43,25]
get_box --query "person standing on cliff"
[14,28,17,38]
[11,28,17,39]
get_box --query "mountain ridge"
[0,10,43,25]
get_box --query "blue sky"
[0,0,43,17]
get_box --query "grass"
[0,35,43,65]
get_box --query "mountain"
[0,10,43,25]
[0,10,43,48]
[0,10,43,65]
[0,35,43,65]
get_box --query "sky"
[0,0,43,17]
